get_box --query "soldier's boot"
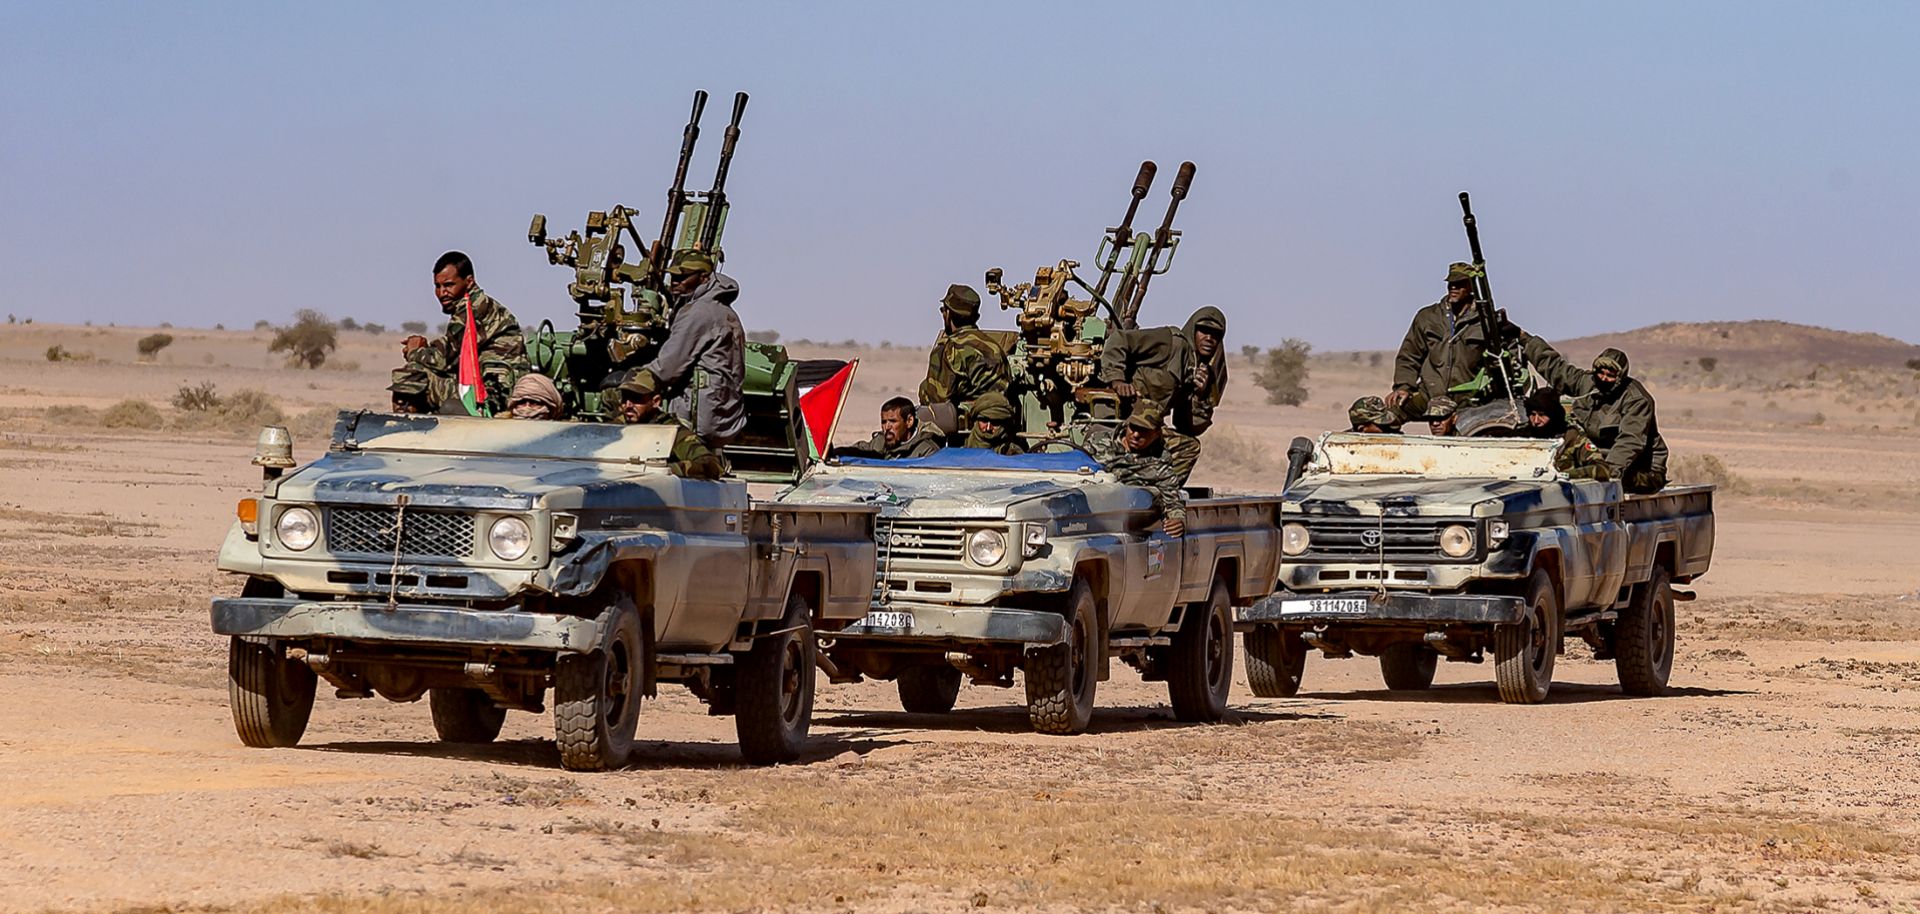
[1163,431,1202,488]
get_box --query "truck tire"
[227,637,316,748]
[1167,580,1235,722]
[897,664,962,714]
[1244,626,1306,698]
[553,595,642,771]
[1615,567,1676,696]
[1379,642,1438,691]
[428,688,506,743]
[1495,569,1559,704]
[736,591,816,765]
[1024,578,1099,735]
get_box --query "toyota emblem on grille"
[888,532,925,549]
[1359,529,1384,548]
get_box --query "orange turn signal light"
[238,498,260,536]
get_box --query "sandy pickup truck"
[1240,432,1713,704]
[778,449,1284,733]
[211,412,876,770]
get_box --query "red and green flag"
[456,294,488,416]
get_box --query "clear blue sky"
[3,2,1915,349]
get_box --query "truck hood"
[1287,474,1551,517]
[273,451,660,511]
[779,463,1108,520]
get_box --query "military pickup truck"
[1240,432,1713,704]
[211,412,877,770]
[779,449,1284,733]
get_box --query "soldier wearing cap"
[504,373,566,421]
[1386,262,1499,421]
[919,284,1011,424]
[962,391,1025,455]
[1520,336,1668,492]
[1522,387,1611,481]
[1348,395,1401,433]
[1081,404,1189,537]
[634,249,746,448]
[397,250,532,415]
[1423,396,1460,437]
[389,367,435,415]
[616,370,725,480]
[1096,305,1229,482]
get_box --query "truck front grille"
[1301,517,1463,561]
[325,507,475,559]
[875,521,968,564]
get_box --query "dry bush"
[746,329,780,344]
[1670,453,1744,492]
[173,388,288,433]
[270,310,338,369]
[400,320,428,334]
[44,344,92,363]
[100,399,165,430]
[136,332,174,359]
[172,381,222,412]
[44,404,97,425]
[1255,338,1313,406]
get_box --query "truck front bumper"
[210,597,601,653]
[1240,591,1526,627]
[828,599,1068,647]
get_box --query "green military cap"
[668,249,716,274]
[968,391,1015,422]
[1446,262,1477,284]
[941,283,982,317]
[617,368,661,399]
[388,367,430,396]
[1348,395,1397,429]
[1190,306,1226,335]
[1592,347,1630,377]
[1423,396,1458,420]
[1126,403,1165,431]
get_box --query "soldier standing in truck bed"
[1385,262,1491,422]
[630,250,747,449]
[1520,336,1668,493]
[1095,305,1227,485]
[919,284,1010,424]
[395,250,531,414]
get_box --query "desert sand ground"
[3,320,1920,913]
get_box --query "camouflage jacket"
[1096,307,1226,436]
[1081,427,1187,523]
[919,326,1010,415]
[1552,427,1612,481]
[644,413,726,480]
[1522,335,1668,479]
[644,273,747,446]
[835,423,944,460]
[407,289,531,413]
[1392,301,1490,405]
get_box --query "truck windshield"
[329,411,677,464]
[1313,433,1559,479]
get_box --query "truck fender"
[214,521,266,577]
[548,531,675,597]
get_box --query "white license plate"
[1285,598,1369,616]
[861,611,914,630]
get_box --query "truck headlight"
[276,506,318,551]
[489,516,533,561]
[1439,524,1475,558]
[1282,522,1310,556]
[966,528,1008,566]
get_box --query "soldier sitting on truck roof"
[503,373,566,421]
[1082,404,1188,538]
[397,250,532,415]
[1520,335,1668,493]
[1096,306,1227,484]
[919,284,1011,428]
[616,370,726,480]
[963,392,1026,455]
[833,396,944,460]
[1522,388,1611,481]
[1347,395,1402,433]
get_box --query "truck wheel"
[1244,626,1305,698]
[1495,569,1559,704]
[428,688,506,743]
[736,591,816,765]
[1167,580,1235,722]
[1024,578,1099,735]
[553,595,641,771]
[1615,567,1676,696]
[228,637,316,748]
[1379,642,1438,691]
[897,664,962,714]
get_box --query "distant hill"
[1554,320,1920,370]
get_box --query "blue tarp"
[839,447,1101,472]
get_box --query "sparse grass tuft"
[100,399,165,430]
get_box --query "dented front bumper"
[209,597,601,653]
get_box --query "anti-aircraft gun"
[1451,191,1528,414]
[982,160,1195,439]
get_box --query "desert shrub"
[1255,339,1313,406]
[1670,453,1744,492]
[172,381,222,412]
[1239,344,1261,362]
[269,310,339,369]
[1348,352,1361,363]
[101,399,165,430]
[137,333,175,359]
[1193,426,1278,481]
[1697,356,1718,373]
[44,404,97,425]
[1809,411,1826,426]
[362,322,386,334]
[46,345,72,362]
[1906,358,1920,371]
[1368,352,1384,369]
[214,323,225,331]
[746,329,781,344]
[218,389,286,426]
[5,314,13,323]
[338,317,360,331]
[253,319,272,331]
[400,320,428,334]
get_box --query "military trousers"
[1164,431,1201,487]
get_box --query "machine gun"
[524,91,749,419]
[1114,161,1195,331]
[1455,191,1525,408]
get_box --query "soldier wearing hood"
[1386,262,1496,421]
[1522,387,1610,481]
[1095,305,1228,484]
[962,391,1025,455]
[398,250,531,414]
[632,250,747,448]
[1521,336,1668,493]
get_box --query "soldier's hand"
[402,335,429,356]
[1163,516,1186,537]
[1111,381,1137,400]
[1191,364,1209,388]
[1385,389,1410,409]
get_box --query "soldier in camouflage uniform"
[1348,395,1401,433]
[1520,337,1667,493]
[1386,262,1494,422]
[1081,404,1188,537]
[616,370,725,480]
[833,396,944,460]
[962,391,1025,455]
[1422,396,1460,437]
[633,250,748,448]
[1522,388,1610,481]
[919,284,1010,425]
[396,251,531,415]
[1095,305,1227,483]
